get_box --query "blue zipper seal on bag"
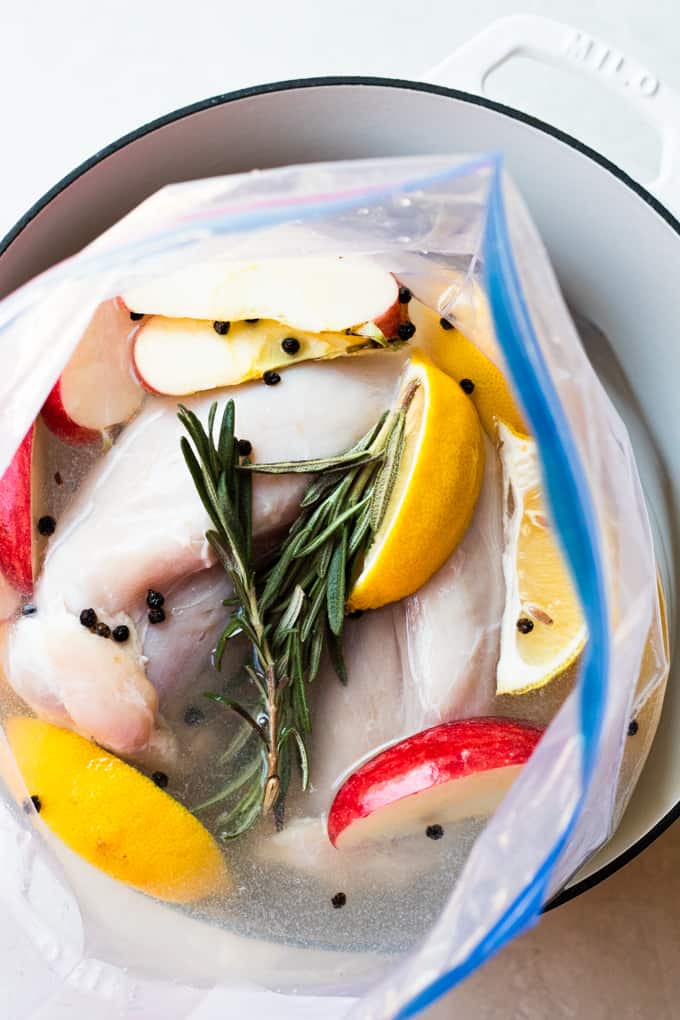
[393,160,610,1020]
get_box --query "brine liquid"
[3,307,671,988]
[1,401,574,974]
[195,816,488,958]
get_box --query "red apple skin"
[130,328,165,396]
[116,295,146,318]
[41,301,144,445]
[41,381,100,445]
[0,427,35,594]
[373,297,401,339]
[327,717,543,847]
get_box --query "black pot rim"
[2,74,678,911]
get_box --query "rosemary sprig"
[179,390,412,840]
[178,401,281,821]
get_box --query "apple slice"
[0,571,21,621]
[327,717,543,848]
[132,315,388,395]
[0,422,48,596]
[41,299,144,444]
[121,257,400,336]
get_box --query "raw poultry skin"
[398,433,504,726]
[267,439,504,875]
[3,353,407,760]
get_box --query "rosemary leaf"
[218,400,235,470]
[195,752,263,812]
[316,538,334,579]
[244,663,269,701]
[238,458,253,562]
[180,438,223,533]
[292,558,324,598]
[291,630,304,687]
[216,474,247,561]
[348,505,372,558]
[217,717,256,766]
[206,530,236,576]
[259,530,308,613]
[206,694,268,743]
[370,409,406,532]
[230,437,240,509]
[238,447,374,475]
[213,616,243,670]
[290,728,310,789]
[326,526,348,636]
[216,775,266,838]
[300,579,327,642]
[276,739,293,806]
[277,584,306,634]
[328,627,348,685]
[293,667,311,733]
[275,646,291,678]
[178,406,215,477]
[349,411,389,453]
[296,494,370,558]
[307,612,326,685]
[207,402,219,479]
[299,472,341,508]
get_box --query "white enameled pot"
[0,8,678,984]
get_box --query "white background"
[3,3,680,1018]
[3,0,680,238]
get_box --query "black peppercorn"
[426,824,444,840]
[112,624,130,643]
[95,622,111,638]
[281,337,300,355]
[397,321,416,341]
[37,515,56,536]
[628,719,639,736]
[213,321,230,335]
[184,706,205,726]
[151,771,169,789]
[79,608,97,629]
[129,311,144,321]
[245,318,259,324]
[23,795,41,814]
[237,438,252,456]
[517,617,534,634]
[398,286,412,304]
[331,892,347,908]
[146,590,165,609]
[440,317,454,330]
[263,370,281,386]
[459,378,475,394]
[21,603,37,616]
[54,471,63,486]
[148,607,166,625]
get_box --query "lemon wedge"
[6,717,229,903]
[347,351,485,611]
[496,423,586,695]
[410,301,527,438]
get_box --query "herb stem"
[263,661,280,811]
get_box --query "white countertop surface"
[3,2,679,1018]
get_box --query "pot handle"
[427,14,680,216]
